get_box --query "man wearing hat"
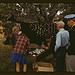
[54,21,69,72]
[64,14,75,72]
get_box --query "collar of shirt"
[21,33,26,37]
[59,28,64,32]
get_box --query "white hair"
[56,21,65,28]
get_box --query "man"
[64,14,75,72]
[54,21,69,72]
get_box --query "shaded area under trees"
[0,3,75,44]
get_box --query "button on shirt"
[54,28,69,52]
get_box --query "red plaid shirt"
[12,34,31,55]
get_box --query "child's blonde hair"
[12,26,19,34]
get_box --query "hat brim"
[64,14,75,19]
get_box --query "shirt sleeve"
[54,33,61,52]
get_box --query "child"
[10,27,30,72]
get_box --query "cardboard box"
[33,62,54,72]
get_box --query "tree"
[0,3,74,43]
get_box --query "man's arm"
[54,33,61,52]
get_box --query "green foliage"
[0,42,13,72]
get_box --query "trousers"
[65,53,75,72]
[55,47,66,72]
